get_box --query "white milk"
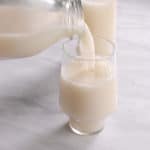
[60,59,117,133]
[79,23,95,59]
[83,0,116,54]
[78,23,96,69]
[0,6,71,58]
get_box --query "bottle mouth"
[65,0,84,35]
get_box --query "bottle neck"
[65,0,84,35]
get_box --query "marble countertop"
[0,0,150,149]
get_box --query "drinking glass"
[59,37,117,135]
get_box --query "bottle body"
[0,0,83,58]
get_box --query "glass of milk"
[60,37,117,135]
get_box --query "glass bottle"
[0,0,83,58]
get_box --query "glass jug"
[0,0,83,58]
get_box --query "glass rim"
[63,36,116,61]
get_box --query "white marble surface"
[0,0,150,149]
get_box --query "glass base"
[69,119,104,135]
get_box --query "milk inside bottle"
[0,0,83,58]
[0,6,64,57]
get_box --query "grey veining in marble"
[0,0,150,149]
